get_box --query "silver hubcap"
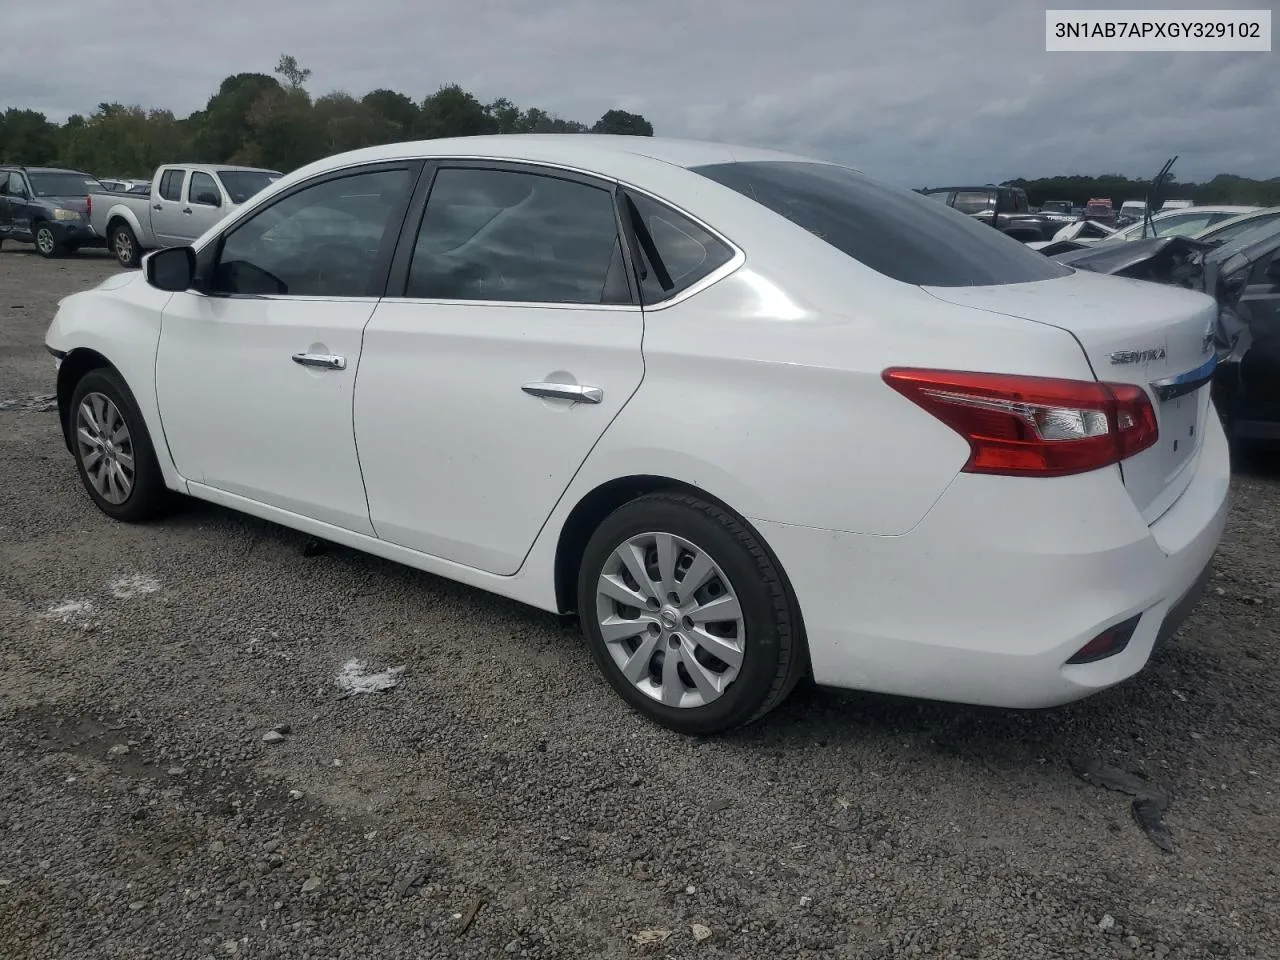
[114,231,132,261]
[76,393,135,504]
[37,229,54,254]
[595,532,745,709]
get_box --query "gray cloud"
[3,0,1275,185]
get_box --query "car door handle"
[292,352,347,370]
[153,203,163,211]
[521,382,603,404]
[182,207,192,214]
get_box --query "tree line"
[997,172,1280,208]
[0,54,654,179]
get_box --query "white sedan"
[44,135,1230,734]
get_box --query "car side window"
[951,190,994,214]
[159,169,185,202]
[626,192,735,305]
[208,168,411,298]
[189,171,220,206]
[406,167,629,304]
[2,172,25,196]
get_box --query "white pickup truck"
[88,163,280,267]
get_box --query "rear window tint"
[692,161,1071,288]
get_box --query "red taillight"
[86,194,92,218]
[882,368,1158,477]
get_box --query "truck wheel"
[110,224,141,268]
[34,223,63,259]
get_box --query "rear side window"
[952,190,994,214]
[625,192,734,304]
[159,169,185,202]
[693,161,1071,287]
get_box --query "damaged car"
[1051,219,1280,442]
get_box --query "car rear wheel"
[69,368,170,522]
[34,223,63,259]
[577,492,806,734]
[110,224,141,268]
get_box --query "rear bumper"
[47,220,105,248]
[754,411,1231,709]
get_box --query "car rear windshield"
[27,172,101,197]
[217,170,281,205]
[691,161,1071,287]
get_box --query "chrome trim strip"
[1149,354,1218,402]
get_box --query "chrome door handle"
[521,382,603,404]
[292,352,347,370]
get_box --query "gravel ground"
[1,246,1278,960]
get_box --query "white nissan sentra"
[44,135,1230,734]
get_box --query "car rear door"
[353,160,645,575]
[1235,243,1280,426]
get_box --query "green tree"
[362,89,419,136]
[274,54,312,92]
[417,84,497,138]
[0,53,656,174]
[591,109,653,136]
[0,108,59,164]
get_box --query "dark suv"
[0,165,107,257]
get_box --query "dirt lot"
[1,247,1278,960]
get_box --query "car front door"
[154,161,421,533]
[181,170,226,242]
[151,167,190,246]
[354,161,645,575]
[0,171,32,239]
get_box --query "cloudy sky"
[3,0,1275,185]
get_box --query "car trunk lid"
[922,269,1219,525]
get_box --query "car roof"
[283,134,838,184]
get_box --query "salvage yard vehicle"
[1052,219,1280,444]
[45,135,1229,734]
[88,163,281,267]
[1032,205,1260,254]
[919,184,1063,242]
[0,165,107,257]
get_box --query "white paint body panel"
[154,293,377,535]
[355,299,645,574]
[43,134,1233,712]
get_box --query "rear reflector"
[882,368,1158,477]
[1065,614,1142,664]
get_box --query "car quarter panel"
[556,264,1099,538]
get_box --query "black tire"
[110,223,141,268]
[68,367,170,523]
[577,492,806,735]
[34,222,63,259]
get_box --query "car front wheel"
[577,492,806,735]
[69,368,170,522]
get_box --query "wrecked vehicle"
[919,184,1067,242]
[1052,221,1280,442]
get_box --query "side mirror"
[196,191,222,207]
[145,245,196,291]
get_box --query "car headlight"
[52,208,80,221]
